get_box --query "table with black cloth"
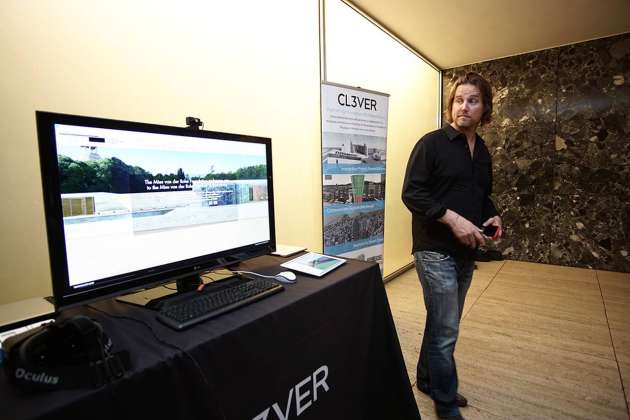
[1,255,421,420]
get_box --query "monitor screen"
[36,111,275,310]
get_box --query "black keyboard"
[156,277,283,330]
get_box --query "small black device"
[4,316,130,390]
[185,116,203,130]
[482,225,498,237]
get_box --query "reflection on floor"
[385,260,630,419]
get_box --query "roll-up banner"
[321,82,389,272]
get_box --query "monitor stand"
[116,274,203,311]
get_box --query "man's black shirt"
[402,125,498,257]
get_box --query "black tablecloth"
[1,255,421,420]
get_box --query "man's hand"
[439,209,485,249]
[482,215,503,240]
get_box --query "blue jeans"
[414,250,475,418]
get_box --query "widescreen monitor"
[36,111,275,310]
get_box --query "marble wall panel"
[443,33,630,273]
[551,194,630,272]
[443,48,557,126]
[554,161,630,196]
[492,193,554,264]
[480,123,555,195]
[556,111,630,168]
[556,34,630,197]
[557,35,630,125]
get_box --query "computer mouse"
[276,271,297,282]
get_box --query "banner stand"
[321,82,390,273]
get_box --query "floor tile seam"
[464,297,610,326]
[456,349,618,378]
[489,285,602,296]
[599,293,630,302]
[598,283,630,292]
[595,269,630,281]
[460,359,627,398]
[458,321,615,345]
[457,373,622,396]
[463,306,608,324]
[483,296,605,314]
[494,269,598,278]
[475,294,606,310]
[459,328,616,356]
[462,260,506,321]
[459,318,618,359]
[391,315,423,322]
[458,402,505,419]
[484,281,604,297]
[458,339,617,364]
[412,388,508,420]
[473,296,610,319]
[488,268,597,286]
[501,260,598,274]
[462,311,610,331]
[494,272,598,284]
[459,373,626,418]
[597,277,630,287]
[485,273,600,284]
[596,270,630,418]
[465,397,626,420]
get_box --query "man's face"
[450,84,483,131]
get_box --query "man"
[402,72,502,420]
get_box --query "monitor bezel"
[36,111,276,310]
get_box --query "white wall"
[324,0,440,276]
[0,0,441,304]
[0,0,321,303]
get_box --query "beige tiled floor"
[386,260,630,419]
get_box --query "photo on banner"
[320,82,389,272]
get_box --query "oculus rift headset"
[4,315,130,391]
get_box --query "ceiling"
[345,0,630,69]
